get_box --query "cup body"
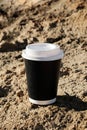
[24,59,61,105]
[22,43,64,105]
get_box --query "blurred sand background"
[0,0,87,129]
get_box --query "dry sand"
[0,0,87,129]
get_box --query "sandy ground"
[0,0,87,129]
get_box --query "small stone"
[30,104,38,109]
[17,90,24,97]
[82,91,87,97]
[75,69,82,73]
[6,70,12,74]
[33,37,39,42]
[84,76,87,81]
[49,21,57,29]
[16,66,25,75]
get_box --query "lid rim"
[22,50,64,61]
[22,43,64,61]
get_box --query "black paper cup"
[22,43,64,105]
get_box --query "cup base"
[29,97,56,105]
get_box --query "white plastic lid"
[22,43,64,61]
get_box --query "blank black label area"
[25,59,61,100]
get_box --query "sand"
[0,0,87,129]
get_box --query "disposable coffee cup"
[22,43,64,105]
